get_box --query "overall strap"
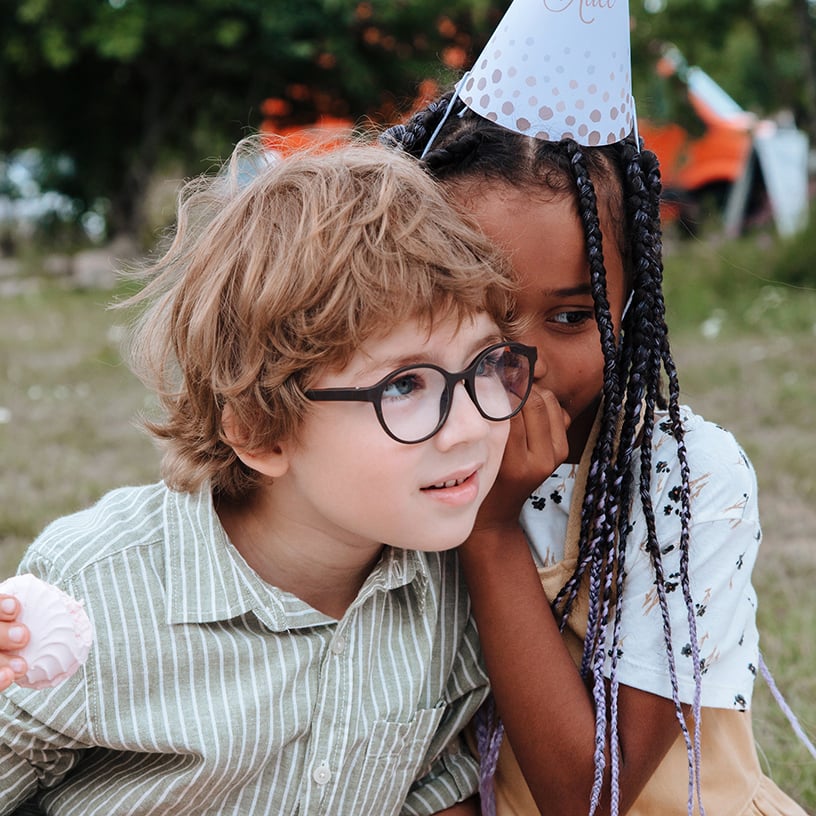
[538,405,630,657]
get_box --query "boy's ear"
[221,404,291,479]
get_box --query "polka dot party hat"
[459,0,635,146]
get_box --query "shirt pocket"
[355,704,447,812]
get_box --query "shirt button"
[313,761,332,785]
[330,635,346,655]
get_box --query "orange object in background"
[257,49,808,237]
[260,98,354,156]
[641,53,754,189]
[636,46,810,235]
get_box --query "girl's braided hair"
[382,94,704,816]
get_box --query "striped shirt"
[0,483,489,816]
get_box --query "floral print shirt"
[520,406,761,711]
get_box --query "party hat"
[459,0,634,146]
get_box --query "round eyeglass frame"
[304,341,537,444]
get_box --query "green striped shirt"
[0,483,488,815]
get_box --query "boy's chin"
[395,517,479,554]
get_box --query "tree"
[0,0,505,242]
[630,0,816,139]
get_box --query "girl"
[381,94,811,816]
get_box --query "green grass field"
[1,230,815,808]
[662,234,816,809]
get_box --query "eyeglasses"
[305,341,537,444]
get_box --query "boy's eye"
[382,371,425,400]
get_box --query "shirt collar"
[162,484,431,629]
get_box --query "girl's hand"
[0,595,29,691]
[475,385,569,535]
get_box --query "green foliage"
[769,212,816,288]
[664,230,816,331]
[631,0,812,126]
[0,284,160,559]
[662,235,816,807]
[663,230,816,514]
[2,0,813,245]
[0,0,508,239]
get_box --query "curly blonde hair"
[122,140,518,498]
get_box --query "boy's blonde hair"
[124,141,518,498]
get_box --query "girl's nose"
[518,333,547,381]
[530,348,547,382]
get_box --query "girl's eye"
[382,371,425,400]
[550,310,593,326]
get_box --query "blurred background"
[1,0,815,807]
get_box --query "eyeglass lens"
[380,345,531,443]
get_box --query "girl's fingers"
[513,386,569,477]
[495,386,569,498]
[474,386,570,536]
[0,652,27,691]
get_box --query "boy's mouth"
[426,476,468,490]
[421,469,477,491]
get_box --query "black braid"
[381,95,699,814]
[379,94,456,158]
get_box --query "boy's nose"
[434,381,490,449]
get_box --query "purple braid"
[474,697,505,816]
[379,95,456,155]
[759,653,816,760]
[639,397,697,769]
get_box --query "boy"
[0,143,537,815]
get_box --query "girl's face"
[464,183,628,462]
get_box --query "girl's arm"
[0,596,28,691]
[461,389,684,815]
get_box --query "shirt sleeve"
[608,415,761,710]
[401,734,481,816]
[0,549,93,815]
[401,592,489,816]
[0,692,87,815]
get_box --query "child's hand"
[475,385,569,535]
[0,595,29,691]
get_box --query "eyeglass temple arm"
[304,387,378,403]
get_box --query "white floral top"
[520,406,761,711]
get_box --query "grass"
[0,231,814,809]
[663,232,816,809]
[0,284,159,553]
